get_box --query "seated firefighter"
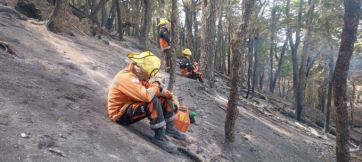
[107,51,186,153]
[178,48,204,83]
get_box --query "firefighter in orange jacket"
[159,18,171,70]
[179,48,204,83]
[107,51,186,153]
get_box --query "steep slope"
[0,12,341,162]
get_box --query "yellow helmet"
[159,18,169,26]
[182,48,192,56]
[127,51,161,77]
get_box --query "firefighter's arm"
[118,79,160,102]
[152,81,173,99]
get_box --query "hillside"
[0,10,356,162]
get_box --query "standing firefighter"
[158,18,171,70]
[107,51,186,153]
[178,48,204,83]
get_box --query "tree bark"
[89,0,109,22]
[297,0,315,119]
[359,134,362,149]
[101,3,107,26]
[268,0,276,93]
[227,23,231,75]
[167,0,179,91]
[114,0,123,41]
[246,35,253,98]
[251,34,259,98]
[47,0,71,32]
[215,0,224,72]
[287,0,303,121]
[200,0,217,88]
[333,0,361,161]
[349,79,356,129]
[225,0,255,143]
[183,0,194,54]
[141,0,152,48]
[192,0,199,61]
[324,20,334,134]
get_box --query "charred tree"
[333,0,361,161]
[349,79,356,129]
[225,0,255,143]
[141,0,152,48]
[287,0,303,121]
[183,0,194,53]
[114,0,123,40]
[297,0,315,119]
[251,34,259,98]
[268,0,276,93]
[89,0,109,22]
[192,0,199,61]
[167,0,179,91]
[199,0,217,88]
[324,21,335,134]
[47,0,71,32]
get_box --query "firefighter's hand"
[172,96,180,110]
[152,81,165,91]
[161,89,173,99]
[150,82,161,95]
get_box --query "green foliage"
[257,37,269,66]
[280,56,292,78]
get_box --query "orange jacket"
[159,27,170,51]
[107,64,160,121]
[180,68,189,76]
[160,38,170,51]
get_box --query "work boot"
[166,121,187,140]
[152,128,178,153]
[197,76,204,83]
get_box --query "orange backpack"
[174,106,190,132]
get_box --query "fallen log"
[215,70,230,81]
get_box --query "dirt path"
[0,13,338,162]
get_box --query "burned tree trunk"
[287,0,303,121]
[251,34,259,98]
[225,0,255,143]
[192,0,199,61]
[324,21,335,134]
[215,0,224,72]
[114,0,123,40]
[268,0,276,93]
[297,0,315,119]
[89,0,109,21]
[200,0,217,88]
[141,0,152,48]
[333,0,361,161]
[183,0,194,53]
[47,0,71,32]
[167,0,179,91]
